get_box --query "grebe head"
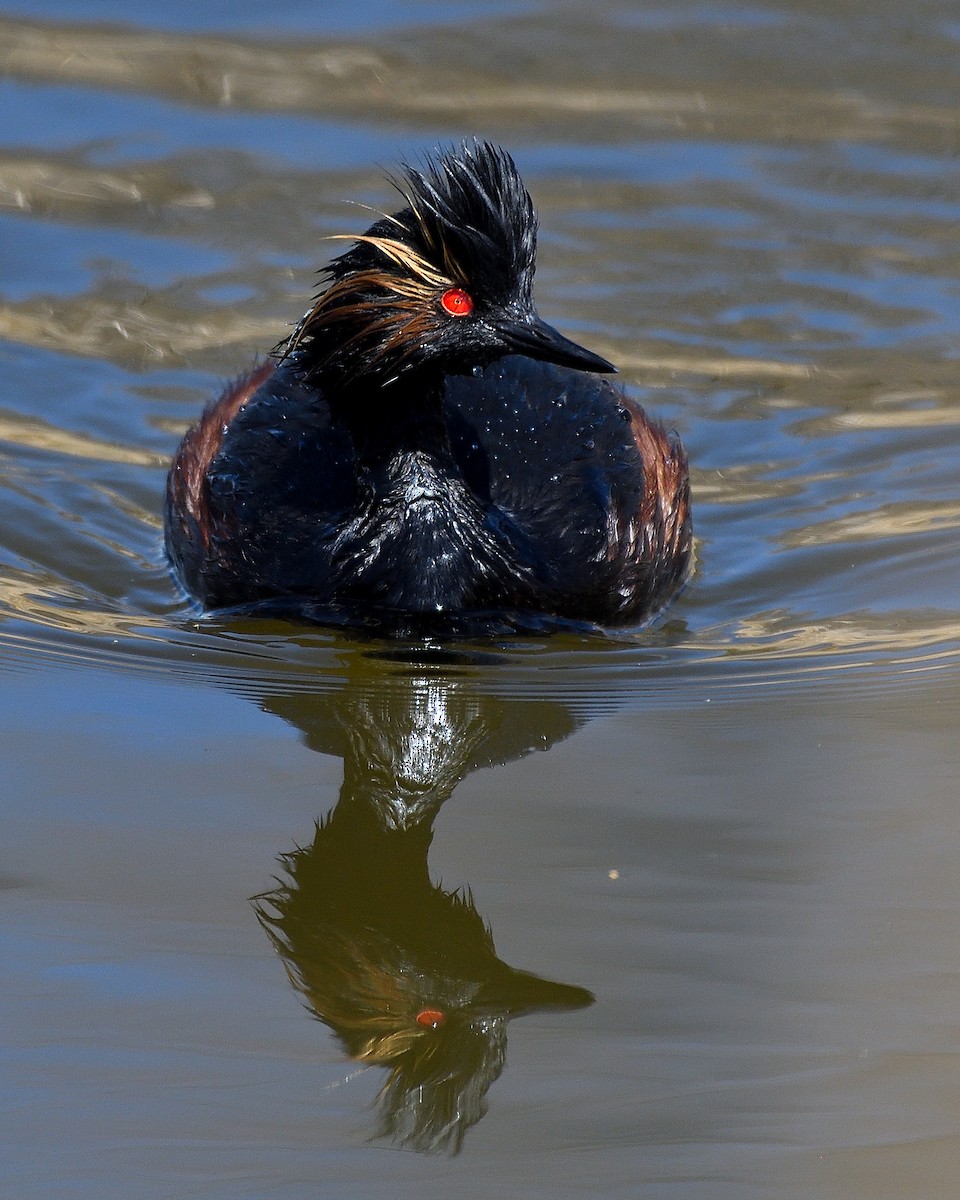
[278,140,616,387]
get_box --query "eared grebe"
[165,141,691,632]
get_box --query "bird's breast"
[330,449,528,612]
[393,451,447,511]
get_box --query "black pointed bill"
[498,316,617,374]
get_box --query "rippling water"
[2,3,960,1198]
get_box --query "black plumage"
[165,140,691,633]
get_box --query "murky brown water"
[2,2,960,1197]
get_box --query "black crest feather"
[392,140,538,306]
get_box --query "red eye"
[440,287,473,317]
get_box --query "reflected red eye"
[440,287,473,317]
[416,1009,446,1029]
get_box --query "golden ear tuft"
[327,234,452,290]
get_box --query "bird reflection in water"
[252,654,593,1154]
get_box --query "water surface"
[2,2,960,1197]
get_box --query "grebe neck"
[304,354,461,468]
